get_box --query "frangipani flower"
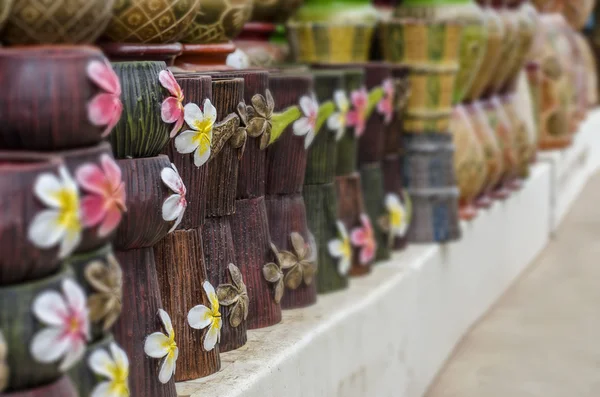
[293,94,319,149]
[28,166,82,259]
[327,90,350,141]
[328,221,352,276]
[144,309,178,384]
[87,60,123,137]
[31,279,90,372]
[161,164,187,233]
[174,100,217,168]
[85,253,123,331]
[76,154,126,238]
[187,281,222,352]
[347,87,369,137]
[263,243,286,304]
[385,194,408,238]
[0,331,7,392]
[378,79,395,124]
[159,70,185,138]
[351,214,377,265]
[278,232,317,290]
[88,342,130,397]
[216,264,249,328]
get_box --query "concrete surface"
[426,172,600,397]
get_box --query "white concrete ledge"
[177,109,600,397]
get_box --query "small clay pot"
[1,376,77,397]
[0,46,116,151]
[0,152,63,286]
[251,0,304,23]
[0,265,76,391]
[110,61,172,159]
[114,155,175,250]
[103,0,201,44]
[180,0,253,44]
[2,0,114,44]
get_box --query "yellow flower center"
[54,188,80,232]
[390,209,403,228]
[108,365,130,396]
[193,118,214,137]
[341,238,352,260]
[163,335,177,358]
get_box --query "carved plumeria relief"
[327,90,350,141]
[377,79,395,125]
[161,163,187,233]
[174,99,217,168]
[244,90,275,150]
[31,279,90,372]
[144,309,178,384]
[347,87,369,137]
[351,214,377,266]
[85,253,123,331]
[88,342,130,397]
[278,232,318,290]
[211,111,246,161]
[0,331,7,392]
[86,60,123,137]
[379,191,412,247]
[187,281,222,351]
[159,70,185,138]
[216,264,249,328]
[328,221,352,276]
[263,243,286,304]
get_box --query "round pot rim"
[0,263,72,293]
[54,141,112,160]
[0,45,102,59]
[0,151,63,173]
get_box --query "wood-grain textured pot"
[1,376,77,397]
[0,46,115,151]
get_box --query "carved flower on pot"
[347,87,369,137]
[160,70,186,138]
[31,279,90,372]
[293,94,319,149]
[187,281,222,351]
[377,79,395,125]
[0,331,7,392]
[246,89,275,150]
[87,60,123,138]
[279,232,317,290]
[262,242,286,304]
[76,154,126,239]
[328,221,352,276]
[385,193,409,238]
[88,342,130,397]
[85,253,123,332]
[327,90,350,141]
[28,166,83,259]
[144,309,178,384]
[216,264,249,328]
[161,163,188,233]
[175,99,217,168]
[351,214,377,265]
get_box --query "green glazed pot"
[294,0,378,23]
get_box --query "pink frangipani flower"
[293,95,319,149]
[378,79,395,124]
[350,214,377,265]
[346,87,369,137]
[76,154,126,238]
[159,70,185,138]
[161,164,187,233]
[87,60,123,138]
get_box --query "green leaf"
[403,190,413,227]
[366,87,384,119]
[269,106,302,145]
[315,101,336,137]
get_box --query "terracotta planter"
[251,0,305,23]
[2,0,114,44]
[0,153,64,285]
[113,156,174,250]
[0,265,77,391]
[0,46,119,151]
[1,376,77,397]
[406,188,461,243]
[110,61,173,159]
[154,228,221,380]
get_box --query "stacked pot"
[0,45,127,396]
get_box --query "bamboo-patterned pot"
[0,153,63,286]
[386,65,410,155]
[110,61,173,159]
[0,265,78,391]
[1,0,114,44]
[2,376,77,397]
[0,46,120,151]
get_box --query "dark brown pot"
[154,228,221,380]
[0,46,115,151]
[1,376,77,397]
[99,43,184,65]
[251,0,304,23]
[67,334,115,397]
[114,155,174,250]
[266,73,314,195]
[0,152,63,286]
[110,61,172,159]
[0,265,75,391]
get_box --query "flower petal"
[334,90,349,110]
[193,143,211,168]
[158,351,177,384]
[299,96,315,116]
[88,93,121,128]
[290,232,307,259]
[304,128,315,149]
[274,280,284,304]
[61,342,87,372]
[169,209,185,234]
[360,246,375,265]
[351,228,367,246]
[227,263,243,289]
[144,332,171,358]
[162,194,183,222]
[187,305,212,330]
[203,99,217,124]
[90,381,113,397]
[75,163,106,196]
[34,173,63,208]
[216,284,239,306]
[100,154,122,186]
[183,103,204,129]
[385,193,401,210]
[162,96,182,124]
[87,61,120,95]
[302,261,316,285]
[159,70,181,97]
[161,166,184,194]
[278,250,298,270]
[30,327,70,364]
[174,130,200,154]
[228,301,244,328]
[328,239,344,258]
[262,263,282,283]
[98,206,122,238]
[80,195,107,229]
[293,117,310,136]
[170,116,185,139]
[63,278,87,313]
[203,281,219,311]
[58,228,81,259]
[28,210,65,249]
[110,342,129,374]
[337,221,348,240]
[284,266,303,290]
[203,321,220,351]
[158,309,174,338]
[33,291,68,326]
[88,348,116,379]
[339,256,351,276]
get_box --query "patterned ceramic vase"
[251,0,304,23]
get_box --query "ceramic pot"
[359,163,389,261]
[1,376,77,397]
[403,133,457,189]
[251,0,304,23]
[562,0,595,30]
[502,94,533,179]
[0,265,78,391]
[235,23,290,68]
[180,0,253,44]
[0,153,63,285]
[67,335,120,397]
[113,155,175,250]
[103,0,201,43]
[485,9,521,96]
[1,0,114,44]
[406,188,461,243]
[574,33,598,109]
[110,61,172,159]
[0,46,120,151]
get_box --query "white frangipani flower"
[174,99,217,167]
[385,193,408,238]
[293,94,319,149]
[144,309,179,384]
[88,342,130,397]
[327,90,350,141]
[187,281,222,352]
[161,163,187,233]
[328,221,352,276]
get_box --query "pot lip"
[0,44,102,59]
[67,243,113,263]
[211,76,245,85]
[55,141,113,161]
[286,20,376,28]
[115,153,170,166]
[0,263,72,293]
[175,69,269,79]
[0,151,63,173]
[99,42,183,58]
